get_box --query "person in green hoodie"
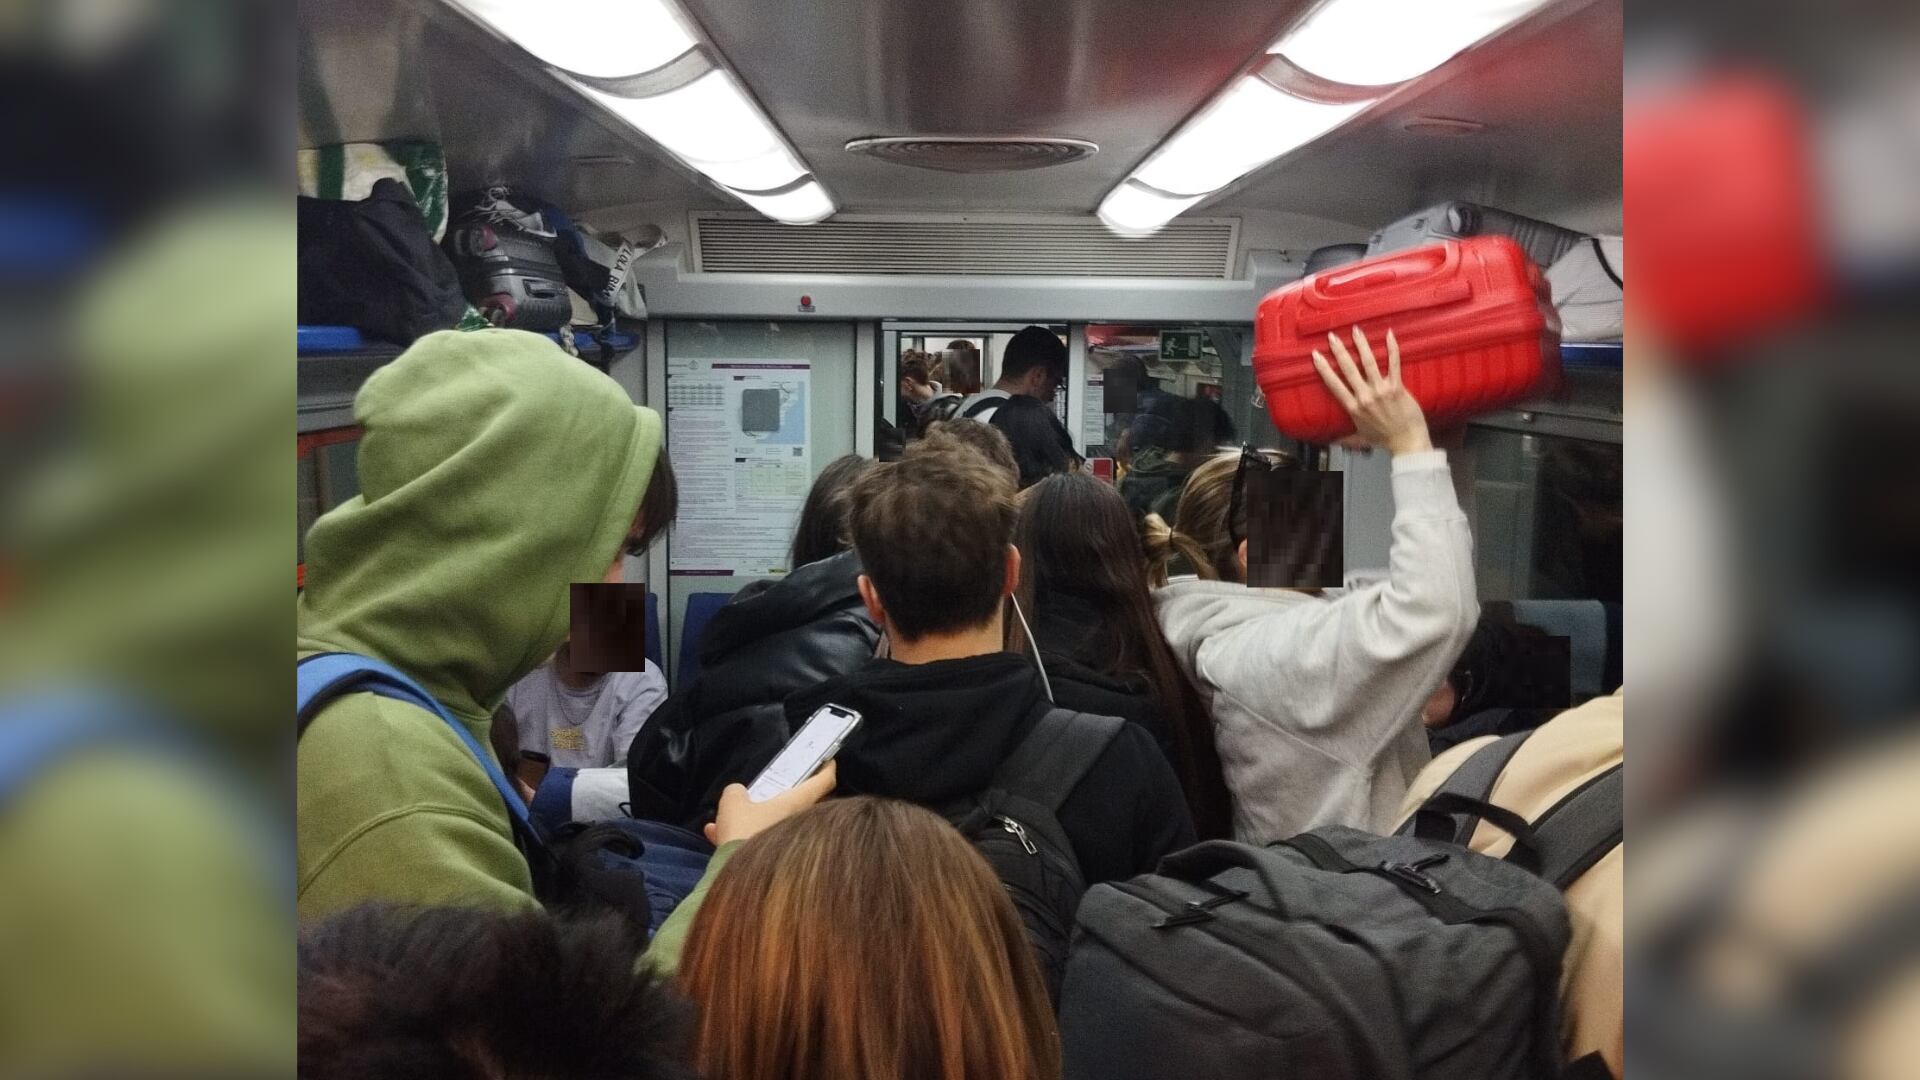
[0,200,293,1077]
[297,328,680,919]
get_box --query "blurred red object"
[1253,236,1559,443]
[1626,74,1829,355]
[1088,456,1115,482]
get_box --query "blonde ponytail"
[1142,512,1214,586]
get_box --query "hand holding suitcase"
[1309,327,1432,456]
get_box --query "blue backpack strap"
[297,652,548,859]
[2,688,296,899]
[0,693,153,810]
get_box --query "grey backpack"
[1060,767,1620,1080]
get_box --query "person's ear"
[856,574,888,628]
[1002,545,1022,598]
[1236,538,1249,581]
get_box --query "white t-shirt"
[504,660,668,769]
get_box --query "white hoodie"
[1153,450,1477,845]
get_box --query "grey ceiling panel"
[298,0,1620,236]
[1208,0,1623,227]
[676,0,1316,213]
[691,212,1239,276]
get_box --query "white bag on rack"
[1546,236,1624,341]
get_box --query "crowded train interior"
[293,0,1625,1076]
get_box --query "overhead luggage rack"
[297,325,640,432]
[1558,342,1622,369]
[296,325,638,356]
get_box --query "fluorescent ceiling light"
[573,71,807,191]
[614,141,805,193]
[450,0,697,79]
[1098,183,1204,237]
[691,148,810,194]
[729,181,836,225]
[459,0,832,225]
[1271,0,1549,87]
[1134,77,1365,198]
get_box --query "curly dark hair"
[299,904,694,1080]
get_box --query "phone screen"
[746,704,862,802]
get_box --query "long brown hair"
[680,798,1060,1080]
[790,454,875,568]
[1012,473,1233,839]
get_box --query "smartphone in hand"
[746,704,862,802]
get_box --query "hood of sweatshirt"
[1152,578,1320,667]
[784,652,1048,805]
[296,329,663,724]
[0,203,291,766]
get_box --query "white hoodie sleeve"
[1199,450,1478,766]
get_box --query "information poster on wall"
[1083,372,1106,452]
[666,358,812,576]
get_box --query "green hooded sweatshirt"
[0,201,293,1076]
[297,329,664,920]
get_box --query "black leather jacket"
[626,552,879,830]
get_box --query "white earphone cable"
[1008,593,1054,704]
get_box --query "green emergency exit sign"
[1160,329,1207,361]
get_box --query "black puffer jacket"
[626,552,878,830]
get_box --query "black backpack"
[1060,759,1624,1080]
[942,707,1124,1007]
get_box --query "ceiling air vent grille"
[844,136,1099,173]
[690,213,1238,278]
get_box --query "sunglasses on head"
[1227,445,1297,547]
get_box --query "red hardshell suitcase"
[1253,236,1561,443]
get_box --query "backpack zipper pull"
[1379,853,1448,894]
[1152,888,1249,929]
[998,815,1038,856]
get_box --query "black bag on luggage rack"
[1060,799,1590,1080]
[297,178,470,346]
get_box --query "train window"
[1463,425,1621,603]
[881,323,1069,444]
[298,428,363,587]
[298,454,318,575]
